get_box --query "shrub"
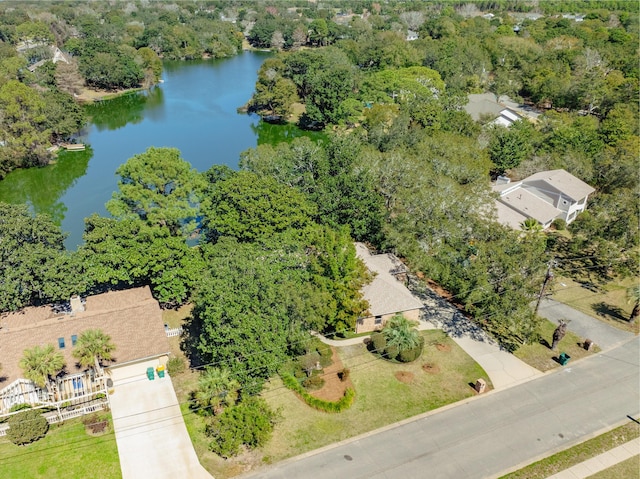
[206,397,277,458]
[167,356,186,375]
[7,409,49,445]
[280,372,356,413]
[370,331,387,354]
[384,344,399,361]
[302,372,325,390]
[9,403,32,413]
[398,337,424,363]
[552,218,566,230]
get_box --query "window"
[374,316,382,325]
[58,337,65,349]
[71,334,78,346]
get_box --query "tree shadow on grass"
[180,313,207,369]
[591,301,628,322]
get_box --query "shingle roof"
[0,287,169,384]
[355,243,424,317]
[523,169,595,201]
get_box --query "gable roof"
[523,169,595,201]
[355,243,423,317]
[0,287,169,385]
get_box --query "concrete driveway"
[109,360,213,479]
[537,298,634,350]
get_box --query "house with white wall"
[492,169,595,230]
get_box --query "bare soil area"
[308,347,353,402]
[394,371,415,384]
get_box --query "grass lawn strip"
[258,331,489,465]
[0,416,120,479]
[586,455,640,479]
[171,330,490,478]
[500,421,640,479]
[552,275,639,335]
[515,319,599,371]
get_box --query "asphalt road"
[245,337,640,479]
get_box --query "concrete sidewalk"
[546,437,639,479]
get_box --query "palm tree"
[19,344,65,389]
[194,367,240,416]
[521,218,543,234]
[72,329,116,374]
[382,314,421,352]
[627,285,640,324]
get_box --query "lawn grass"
[500,421,640,479]
[171,330,490,478]
[162,303,193,328]
[552,275,639,334]
[587,455,640,478]
[258,330,489,465]
[515,318,598,371]
[0,416,120,479]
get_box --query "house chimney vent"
[70,295,84,314]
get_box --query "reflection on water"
[0,148,91,224]
[0,51,323,249]
[87,87,165,131]
[252,121,327,145]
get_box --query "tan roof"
[497,187,560,225]
[493,201,529,230]
[523,169,595,201]
[0,287,169,384]
[355,243,424,317]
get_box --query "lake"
[0,51,323,249]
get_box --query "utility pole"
[534,260,555,316]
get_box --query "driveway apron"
[108,360,213,479]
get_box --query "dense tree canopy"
[107,147,205,237]
[0,203,82,311]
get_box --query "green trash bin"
[156,365,165,378]
[558,352,571,366]
[146,367,155,380]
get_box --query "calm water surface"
[0,51,322,248]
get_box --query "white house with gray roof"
[355,243,424,334]
[493,169,595,230]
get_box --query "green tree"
[80,216,204,306]
[0,203,82,312]
[382,314,421,353]
[107,147,205,237]
[203,171,315,243]
[193,367,240,416]
[72,329,116,373]
[251,58,299,120]
[488,121,536,173]
[206,397,277,457]
[19,344,65,389]
[191,240,300,394]
[0,80,51,175]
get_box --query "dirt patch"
[394,371,415,384]
[436,343,451,352]
[309,347,353,402]
[422,363,440,374]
